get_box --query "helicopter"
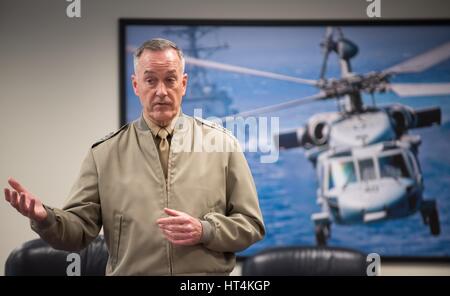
[184,26,450,246]
[271,27,450,245]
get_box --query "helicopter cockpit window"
[328,161,357,190]
[379,154,410,179]
[358,158,376,181]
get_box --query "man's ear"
[131,74,139,97]
[182,73,188,96]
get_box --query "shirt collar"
[142,110,180,137]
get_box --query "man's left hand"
[157,208,203,246]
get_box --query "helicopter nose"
[338,179,412,223]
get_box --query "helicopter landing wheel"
[315,224,330,246]
[429,208,440,236]
[421,200,441,236]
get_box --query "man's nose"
[156,81,168,97]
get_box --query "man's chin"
[149,111,176,126]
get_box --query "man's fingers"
[4,188,11,202]
[162,229,193,240]
[28,198,36,219]
[164,208,183,217]
[8,177,28,194]
[5,181,45,221]
[157,216,189,225]
[10,190,19,208]
[162,231,192,245]
[9,190,31,217]
[18,193,28,215]
[159,224,190,233]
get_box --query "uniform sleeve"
[202,147,265,253]
[30,149,102,252]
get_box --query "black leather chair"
[241,246,368,276]
[5,236,108,276]
[6,238,367,276]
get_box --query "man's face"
[132,49,187,126]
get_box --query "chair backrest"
[5,235,108,276]
[241,246,368,276]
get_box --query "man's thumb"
[8,177,27,193]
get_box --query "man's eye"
[166,77,176,83]
[146,79,155,84]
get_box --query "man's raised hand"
[4,177,48,222]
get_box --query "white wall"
[1,0,449,276]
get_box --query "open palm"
[4,177,48,222]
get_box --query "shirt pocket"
[111,213,124,270]
[206,185,227,213]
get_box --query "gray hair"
[133,38,185,74]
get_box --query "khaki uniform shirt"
[31,113,265,275]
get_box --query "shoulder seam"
[194,116,234,137]
[91,123,129,148]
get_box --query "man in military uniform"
[3,38,265,275]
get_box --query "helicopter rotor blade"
[384,41,450,74]
[319,27,334,79]
[319,50,330,80]
[221,92,327,119]
[388,82,450,97]
[185,56,318,86]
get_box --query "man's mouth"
[155,102,171,107]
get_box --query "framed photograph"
[120,19,450,260]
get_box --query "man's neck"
[143,113,174,128]
[143,111,180,134]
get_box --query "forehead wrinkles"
[146,60,179,72]
[139,50,181,74]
